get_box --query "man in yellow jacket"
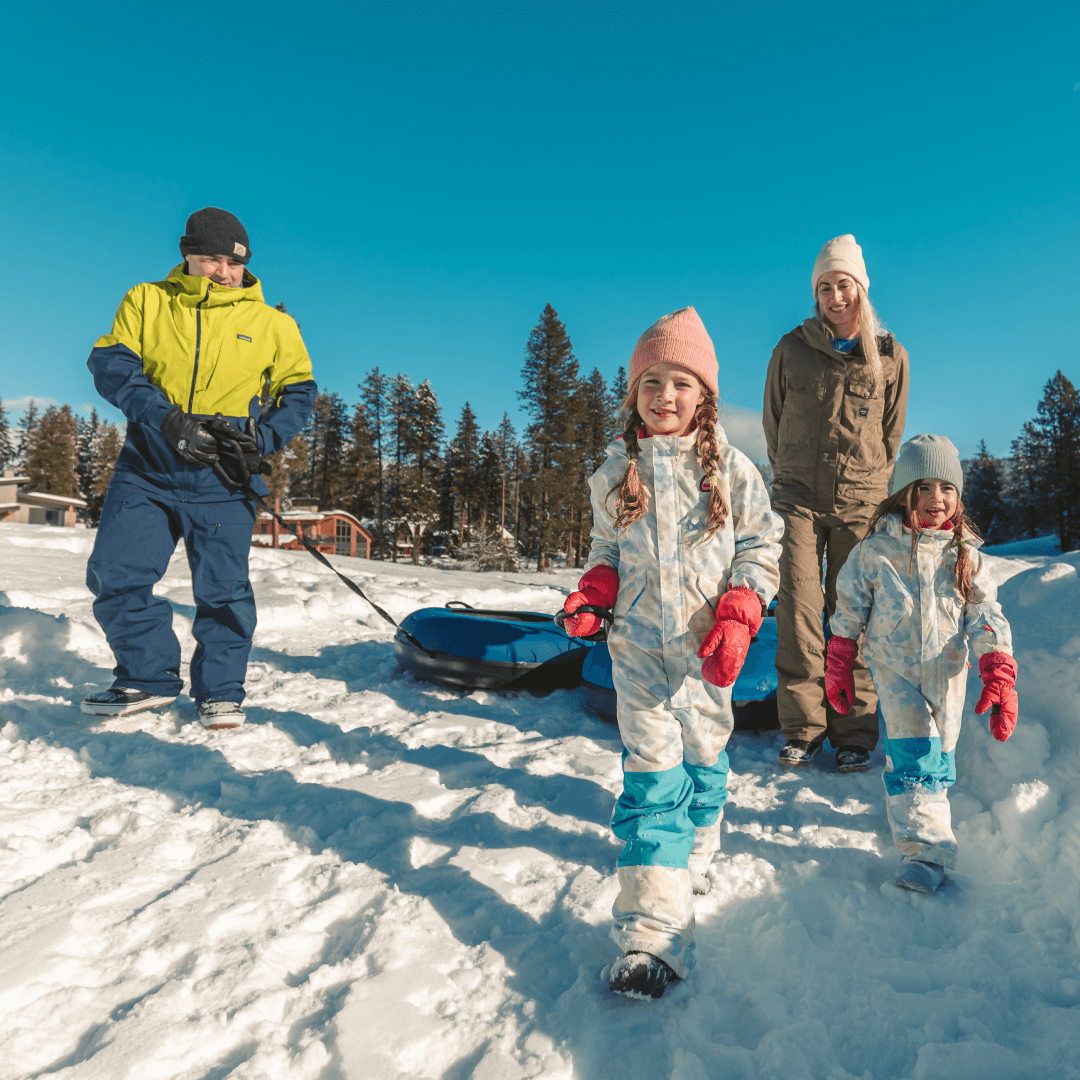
[81,208,317,728]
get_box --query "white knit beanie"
[889,434,964,498]
[811,234,869,298]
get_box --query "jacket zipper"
[187,284,212,414]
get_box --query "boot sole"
[202,721,245,730]
[837,761,872,774]
[80,696,177,716]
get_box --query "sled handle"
[554,604,614,642]
[445,601,475,609]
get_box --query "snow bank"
[0,522,1078,1079]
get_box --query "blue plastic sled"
[395,603,597,690]
[582,616,780,729]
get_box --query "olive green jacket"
[763,318,909,512]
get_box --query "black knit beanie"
[179,207,251,264]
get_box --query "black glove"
[205,414,272,488]
[160,407,219,466]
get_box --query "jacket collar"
[165,263,265,308]
[878,513,983,548]
[606,423,729,462]
[793,317,895,360]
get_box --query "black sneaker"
[80,687,177,717]
[197,701,246,730]
[608,951,678,1000]
[777,738,824,768]
[835,746,872,773]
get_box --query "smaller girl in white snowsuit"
[826,434,1019,893]
[561,307,783,997]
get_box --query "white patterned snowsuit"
[585,429,783,976]
[831,515,1012,867]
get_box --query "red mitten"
[698,586,763,688]
[562,564,619,637]
[975,652,1019,741]
[825,635,858,714]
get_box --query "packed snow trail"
[0,523,1077,1080]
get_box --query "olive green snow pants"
[772,499,879,751]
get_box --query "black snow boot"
[835,746,872,773]
[777,737,824,768]
[608,951,678,1000]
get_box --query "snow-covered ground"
[0,523,1077,1080]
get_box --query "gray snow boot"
[608,951,678,1000]
[895,858,945,894]
[197,700,246,730]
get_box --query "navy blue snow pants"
[87,479,257,703]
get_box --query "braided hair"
[607,390,729,540]
[865,482,981,602]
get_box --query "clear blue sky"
[3,1,1079,461]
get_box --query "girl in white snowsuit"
[826,435,1019,894]
[562,307,783,997]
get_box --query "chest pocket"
[845,378,880,421]
[868,562,915,647]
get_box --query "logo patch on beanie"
[859,406,869,417]
[237,335,252,342]
[233,242,247,257]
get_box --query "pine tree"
[447,403,481,553]
[26,404,80,496]
[0,398,11,473]
[1026,371,1080,551]
[75,410,101,502]
[266,436,310,512]
[608,364,628,437]
[343,402,380,521]
[89,423,123,522]
[518,304,580,569]
[964,440,1008,544]
[360,368,390,558]
[1008,421,1048,542]
[299,392,349,509]
[495,413,518,536]
[570,367,611,566]
[13,401,38,474]
[401,380,444,564]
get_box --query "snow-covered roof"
[19,491,87,508]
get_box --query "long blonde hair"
[866,481,981,602]
[606,391,729,541]
[816,283,885,395]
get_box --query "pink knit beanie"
[628,306,718,396]
[811,234,869,297]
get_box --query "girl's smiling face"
[914,479,959,529]
[637,363,706,437]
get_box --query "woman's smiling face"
[637,363,706,437]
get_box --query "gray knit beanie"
[179,207,251,264]
[889,434,964,498]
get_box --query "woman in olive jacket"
[763,235,909,771]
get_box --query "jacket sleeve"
[583,462,621,573]
[830,540,873,640]
[762,338,786,475]
[727,453,784,604]
[258,319,318,454]
[882,341,910,470]
[962,551,1013,658]
[87,287,175,429]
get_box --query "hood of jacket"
[164,263,265,309]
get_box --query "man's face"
[186,253,246,289]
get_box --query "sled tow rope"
[218,467,437,658]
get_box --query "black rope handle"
[216,464,437,658]
[555,603,614,642]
